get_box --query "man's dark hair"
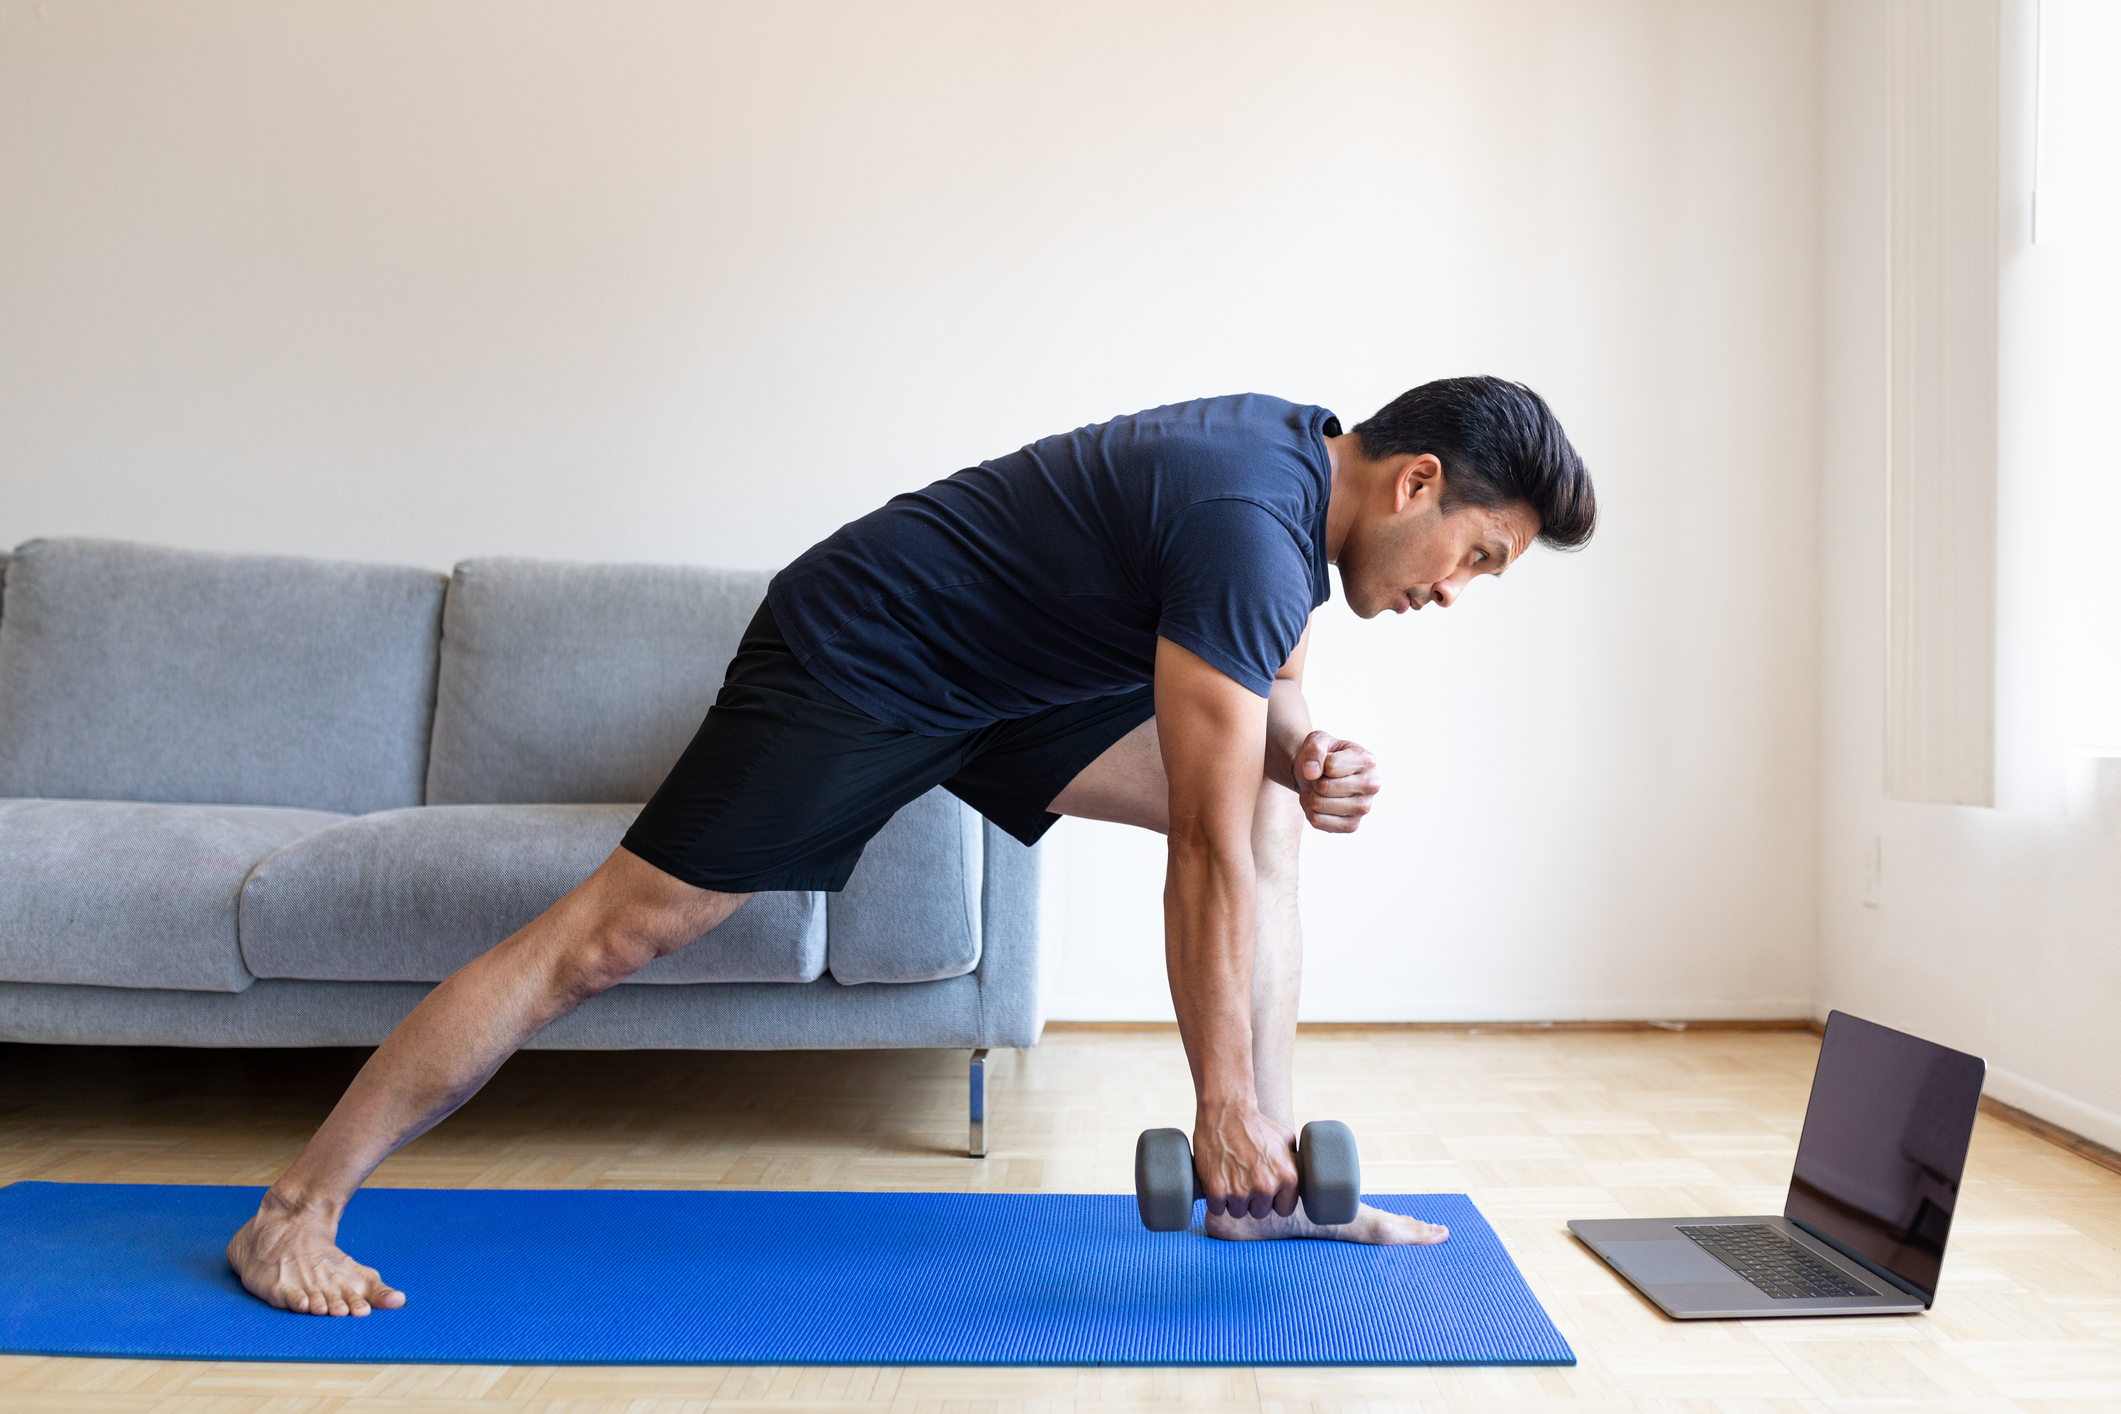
[1351,376,1595,550]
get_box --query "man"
[227,375,1595,1316]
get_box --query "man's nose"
[1430,580,1459,608]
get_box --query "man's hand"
[1290,731,1381,833]
[1194,1101,1300,1219]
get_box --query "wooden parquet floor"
[1,1027,2118,1413]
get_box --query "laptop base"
[1570,1216,1928,1319]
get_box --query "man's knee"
[561,909,665,994]
[538,858,751,1000]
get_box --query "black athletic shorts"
[620,603,1157,892]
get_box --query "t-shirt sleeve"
[1154,499,1315,698]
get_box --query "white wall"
[1818,0,2121,1147]
[0,0,1823,1022]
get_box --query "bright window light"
[2039,0,2121,752]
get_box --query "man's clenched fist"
[1291,731,1381,833]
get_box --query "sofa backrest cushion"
[0,538,446,814]
[425,558,771,805]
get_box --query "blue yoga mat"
[0,1183,1572,1366]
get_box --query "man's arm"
[1264,624,1382,833]
[1154,635,1300,1219]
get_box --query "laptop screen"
[1784,1011,1987,1301]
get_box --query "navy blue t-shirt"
[768,394,1338,735]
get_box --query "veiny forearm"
[1163,828,1260,1110]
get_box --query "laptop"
[1570,1010,1986,1319]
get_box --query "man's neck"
[1322,433,1364,565]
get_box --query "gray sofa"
[0,538,1044,1152]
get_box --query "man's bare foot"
[1204,1201,1449,1245]
[226,1196,405,1317]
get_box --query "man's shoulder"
[1150,396,1333,515]
[1111,392,1325,444]
[1091,394,1328,487]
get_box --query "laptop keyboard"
[1676,1224,1875,1299]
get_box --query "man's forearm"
[1163,830,1260,1111]
[1264,679,1315,790]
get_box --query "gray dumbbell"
[1133,1120,1361,1232]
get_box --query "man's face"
[1337,462,1541,619]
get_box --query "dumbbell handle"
[1179,1160,1308,1205]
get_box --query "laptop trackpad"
[1601,1239,1742,1284]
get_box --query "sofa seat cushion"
[238,805,826,984]
[0,798,349,992]
[827,787,983,984]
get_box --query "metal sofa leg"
[970,1047,989,1158]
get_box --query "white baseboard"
[1983,1066,2121,1153]
[1042,998,1819,1024]
[1292,998,1819,1024]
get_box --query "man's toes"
[1398,1217,1447,1244]
[354,1265,403,1311]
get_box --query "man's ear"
[1393,453,1445,513]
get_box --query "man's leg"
[1243,777,1304,1131]
[1051,722,1445,1244]
[226,847,745,1315]
[1204,779,1445,1243]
